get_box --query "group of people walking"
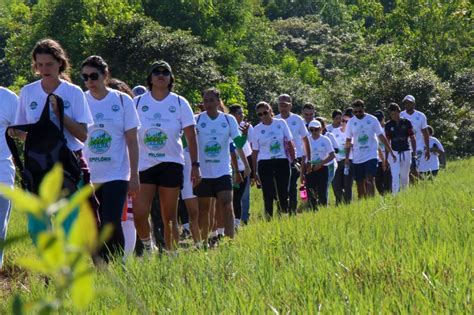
[0,39,446,268]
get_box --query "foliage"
[0,164,105,313]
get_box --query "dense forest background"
[0,0,472,156]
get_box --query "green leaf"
[0,185,44,218]
[55,185,93,226]
[12,295,24,315]
[16,257,50,274]
[68,202,98,251]
[71,258,95,309]
[37,232,66,270]
[39,163,63,205]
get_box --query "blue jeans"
[0,195,12,269]
[241,176,251,224]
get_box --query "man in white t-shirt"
[345,100,396,199]
[419,125,446,177]
[0,87,18,271]
[302,103,316,128]
[275,94,310,214]
[400,95,430,179]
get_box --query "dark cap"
[149,60,172,75]
[373,110,384,122]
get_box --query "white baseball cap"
[308,120,322,129]
[402,95,415,103]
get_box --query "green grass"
[1,158,473,313]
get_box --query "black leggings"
[233,172,249,220]
[375,162,392,195]
[332,161,354,205]
[95,180,128,262]
[258,159,290,219]
[288,159,301,214]
[306,166,329,210]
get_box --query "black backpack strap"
[44,93,65,134]
[119,93,124,108]
[135,96,142,109]
[196,112,202,125]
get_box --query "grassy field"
[1,158,473,313]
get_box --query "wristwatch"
[192,161,200,167]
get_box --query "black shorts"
[193,175,232,198]
[139,162,183,188]
[353,158,378,182]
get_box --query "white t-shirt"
[309,135,335,166]
[419,137,444,172]
[16,79,93,151]
[330,127,352,161]
[196,112,241,178]
[135,92,195,171]
[275,113,308,158]
[400,110,428,151]
[0,87,19,186]
[252,118,293,162]
[345,114,383,164]
[236,122,253,172]
[84,89,141,183]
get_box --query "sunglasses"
[257,111,269,117]
[353,110,363,114]
[81,72,99,81]
[309,127,321,132]
[152,69,171,76]
[342,119,349,123]
[235,111,244,116]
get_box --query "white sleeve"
[72,88,93,125]
[247,124,254,144]
[251,127,260,150]
[434,138,444,152]
[15,88,28,125]
[326,138,335,155]
[345,121,353,139]
[420,113,428,129]
[123,94,141,131]
[298,117,309,138]
[282,120,293,140]
[6,91,19,125]
[374,117,384,136]
[228,115,241,140]
[179,96,195,128]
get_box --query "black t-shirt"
[385,118,414,152]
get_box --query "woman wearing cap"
[133,60,200,252]
[194,88,250,241]
[251,102,295,219]
[0,87,18,271]
[306,120,336,209]
[81,56,140,262]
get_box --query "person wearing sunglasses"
[344,100,396,199]
[275,94,311,215]
[306,120,336,209]
[81,56,140,262]
[384,103,416,195]
[133,60,200,252]
[331,109,354,205]
[0,87,18,272]
[251,102,295,219]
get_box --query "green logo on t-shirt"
[204,141,222,157]
[358,134,369,145]
[144,128,167,151]
[269,140,281,154]
[88,129,112,154]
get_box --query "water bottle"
[299,185,308,201]
[344,165,350,176]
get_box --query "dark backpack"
[6,93,82,193]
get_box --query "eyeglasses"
[257,111,269,117]
[309,127,321,132]
[152,69,171,76]
[81,72,99,81]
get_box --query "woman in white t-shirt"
[419,126,446,178]
[81,56,140,262]
[15,39,95,238]
[133,61,200,252]
[251,102,295,219]
[194,88,250,241]
[0,87,18,271]
[306,120,336,209]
